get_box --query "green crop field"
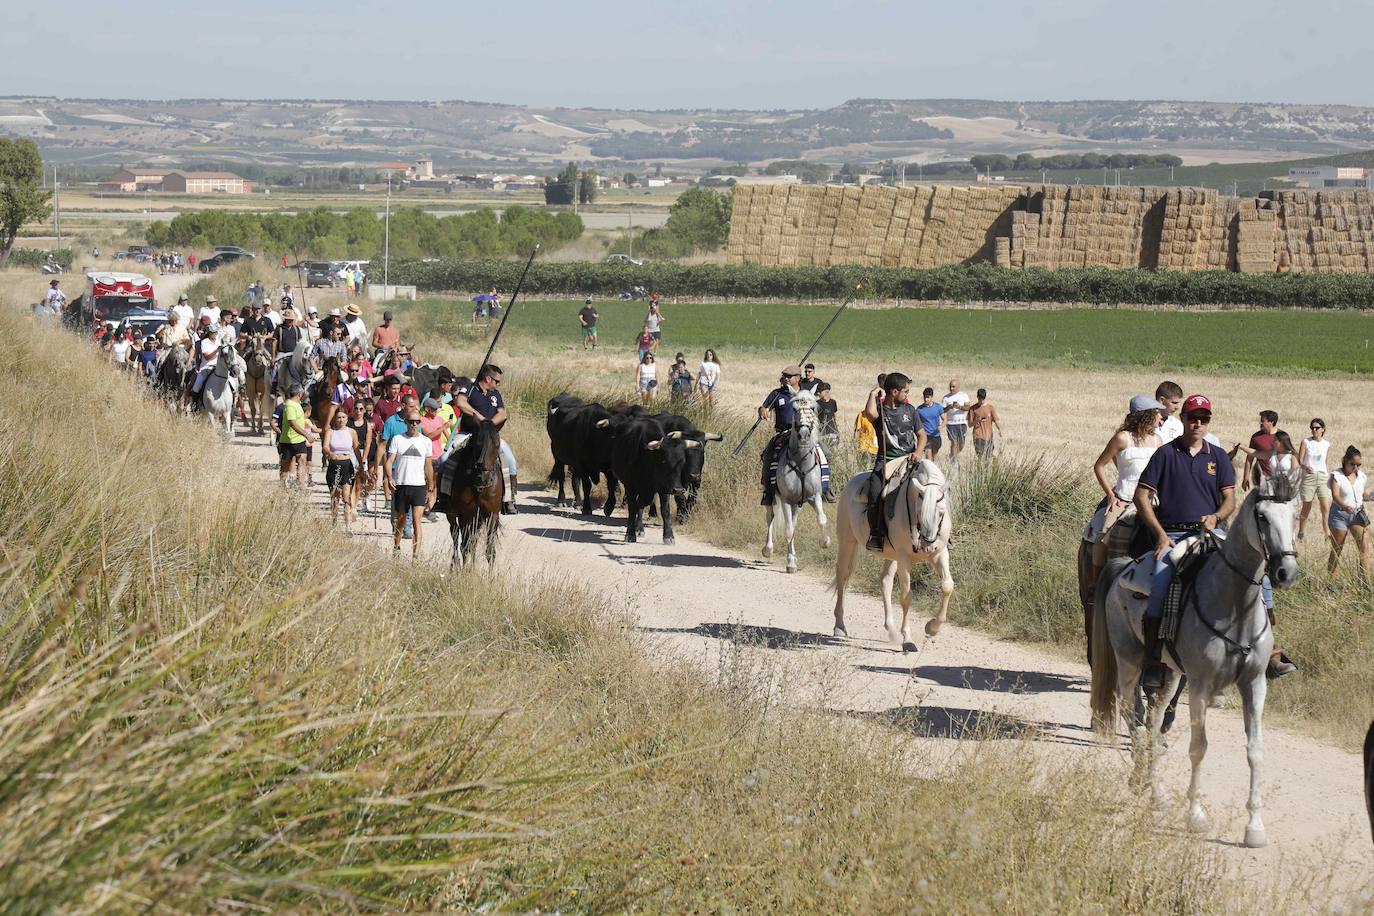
[404,298,1374,375]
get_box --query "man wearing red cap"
[1132,394,1236,689]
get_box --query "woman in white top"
[1084,396,1164,585]
[635,353,658,404]
[644,302,665,353]
[1327,445,1371,579]
[1297,417,1331,541]
[697,349,721,407]
[109,331,133,369]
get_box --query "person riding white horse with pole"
[863,372,925,549]
[758,366,834,507]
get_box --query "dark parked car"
[212,245,254,258]
[304,260,342,288]
[198,250,255,273]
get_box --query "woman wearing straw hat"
[343,303,367,348]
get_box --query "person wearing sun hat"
[343,303,367,348]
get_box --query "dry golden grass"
[0,292,1310,909]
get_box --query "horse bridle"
[1213,494,1296,587]
[899,460,946,551]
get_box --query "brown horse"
[444,420,504,567]
[308,356,343,431]
[242,334,273,434]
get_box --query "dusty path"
[222,429,1371,893]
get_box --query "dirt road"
[223,428,1372,894]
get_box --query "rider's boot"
[1141,614,1168,692]
[759,453,774,506]
[503,475,518,515]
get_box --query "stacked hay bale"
[897,186,934,267]
[1233,198,1278,274]
[1158,188,1220,270]
[724,185,754,264]
[798,186,826,265]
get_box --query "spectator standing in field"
[354,268,366,296]
[941,379,970,460]
[916,387,945,459]
[1298,418,1332,541]
[967,388,1001,459]
[636,353,658,404]
[43,280,66,318]
[1238,409,1280,490]
[644,301,665,353]
[386,412,435,558]
[799,363,824,394]
[816,383,839,446]
[1328,446,1371,579]
[578,298,599,349]
[1155,380,1184,443]
[419,397,453,521]
[697,349,721,407]
[371,310,400,355]
[137,336,159,378]
[635,324,654,362]
[669,355,694,404]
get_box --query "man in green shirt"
[278,384,315,489]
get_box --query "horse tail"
[1089,557,1129,736]
[831,492,861,595]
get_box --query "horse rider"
[758,366,834,506]
[311,322,347,373]
[1133,394,1237,689]
[448,363,519,515]
[187,320,222,406]
[270,307,304,390]
[862,372,926,550]
[237,300,274,354]
[371,309,401,358]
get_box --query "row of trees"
[970,152,1185,173]
[544,163,598,205]
[613,187,733,259]
[144,206,582,260]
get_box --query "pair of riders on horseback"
[861,373,927,550]
[759,366,834,506]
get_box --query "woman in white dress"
[696,348,721,408]
[635,353,658,404]
[1297,418,1331,541]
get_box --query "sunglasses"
[1311,425,1324,431]
[405,420,421,426]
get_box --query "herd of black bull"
[546,394,724,545]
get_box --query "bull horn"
[684,439,701,449]
[667,430,683,440]
[646,439,662,450]
[595,419,610,428]
[704,432,723,442]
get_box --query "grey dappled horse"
[203,347,246,438]
[762,390,829,573]
[832,458,954,653]
[1090,470,1300,849]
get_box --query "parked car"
[304,260,343,288]
[211,245,254,258]
[198,250,255,273]
[604,254,644,266]
[127,244,155,258]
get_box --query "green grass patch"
[404,297,1374,375]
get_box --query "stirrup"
[1141,662,1168,692]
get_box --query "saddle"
[1120,533,1222,645]
[861,460,945,549]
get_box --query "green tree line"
[972,152,1185,173]
[144,206,582,260]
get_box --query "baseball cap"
[178,293,189,302]
[306,305,318,314]
[422,397,441,410]
[1181,394,1213,416]
[782,365,802,377]
[1129,394,1164,412]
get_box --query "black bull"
[611,414,695,545]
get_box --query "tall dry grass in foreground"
[0,304,1304,910]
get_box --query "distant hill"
[4,96,1373,171]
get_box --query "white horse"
[203,347,245,438]
[762,391,829,573]
[1090,471,1300,848]
[832,458,954,653]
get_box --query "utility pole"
[1041,168,1047,185]
[53,165,61,248]
[384,170,391,291]
[1169,164,1176,184]
[1102,166,1108,188]
[627,208,633,259]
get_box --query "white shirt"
[1302,437,1330,474]
[217,324,238,349]
[344,316,367,345]
[111,339,131,363]
[264,308,283,328]
[44,288,66,310]
[199,336,219,369]
[1159,415,1184,443]
[172,303,194,326]
[388,434,431,486]
[638,363,656,384]
[698,361,720,388]
[941,390,970,426]
[198,305,220,324]
[1332,470,1368,511]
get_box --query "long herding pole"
[292,250,308,315]
[731,281,864,458]
[476,243,539,376]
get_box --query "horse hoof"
[786,565,797,574]
[820,537,831,549]
[1187,811,1210,834]
[833,625,848,639]
[762,546,772,558]
[902,641,919,655]
[924,619,943,637]
[1243,827,1267,849]
[663,536,675,546]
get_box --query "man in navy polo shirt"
[758,366,833,506]
[452,363,519,514]
[1133,393,1236,689]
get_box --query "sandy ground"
[215,416,1372,896]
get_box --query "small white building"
[1288,166,1374,189]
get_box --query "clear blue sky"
[3,0,1366,109]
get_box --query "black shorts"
[946,424,966,445]
[278,440,308,461]
[927,434,943,455]
[392,483,429,514]
[326,459,355,490]
[650,331,661,340]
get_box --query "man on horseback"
[451,364,519,515]
[862,372,926,550]
[1133,394,1236,689]
[759,366,833,506]
[270,308,303,392]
